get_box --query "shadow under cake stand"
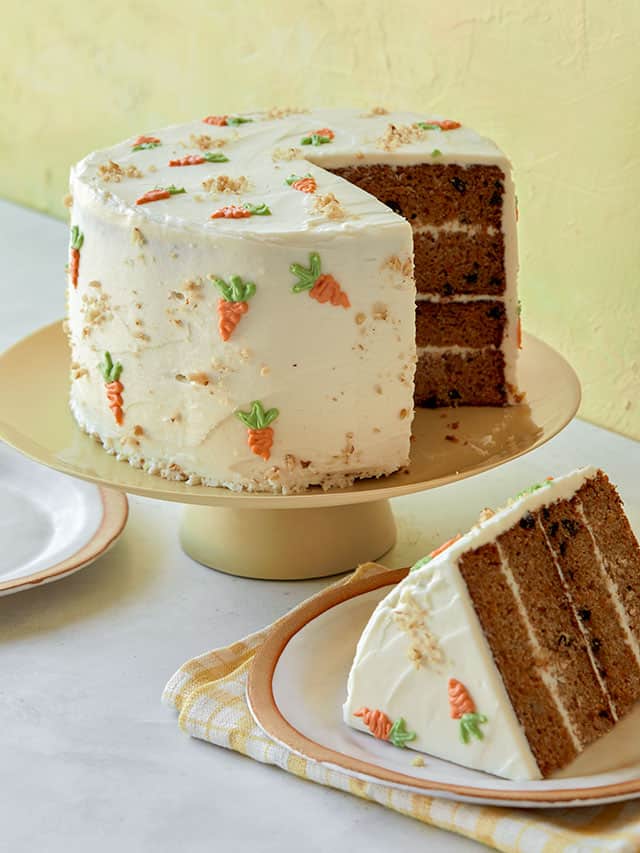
[0,322,580,580]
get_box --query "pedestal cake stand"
[0,322,580,579]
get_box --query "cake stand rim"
[0,321,581,510]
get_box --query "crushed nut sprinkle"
[265,106,309,120]
[313,192,346,220]
[131,227,146,247]
[383,255,413,277]
[98,160,143,182]
[63,193,73,208]
[377,123,428,151]
[272,147,302,162]
[361,106,389,117]
[188,372,210,386]
[190,133,227,151]
[202,174,249,194]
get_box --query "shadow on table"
[0,506,162,642]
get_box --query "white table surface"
[1,199,638,853]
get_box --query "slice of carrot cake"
[343,467,640,779]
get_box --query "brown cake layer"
[413,229,505,296]
[415,349,507,407]
[415,300,505,348]
[458,544,578,777]
[331,161,510,407]
[330,163,505,228]
[496,516,614,748]
[458,471,640,777]
[540,493,640,717]
[577,472,640,640]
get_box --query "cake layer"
[330,163,505,228]
[415,300,505,348]
[412,228,505,296]
[414,349,507,407]
[457,543,579,776]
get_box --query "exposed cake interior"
[459,470,640,777]
[330,163,514,407]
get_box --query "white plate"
[0,442,128,594]
[248,570,640,807]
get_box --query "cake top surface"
[70,107,508,236]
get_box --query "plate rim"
[247,567,640,805]
[0,321,581,509]
[0,484,128,594]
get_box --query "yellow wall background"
[2,0,639,438]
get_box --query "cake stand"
[0,322,580,579]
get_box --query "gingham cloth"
[163,563,640,852]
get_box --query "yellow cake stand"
[0,322,580,579]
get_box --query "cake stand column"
[179,500,396,580]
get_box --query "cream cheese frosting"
[343,467,599,780]
[66,108,517,492]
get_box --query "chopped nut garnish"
[477,507,496,523]
[383,254,413,277]
[355,312,366,325]
[361,106,389,117]
[188,372,209,386]
[131,227,146,247]
[411,757,426,768]
[372,302,388,321]
[133,331,150,342]
[63,193,73,209]
[260,365,270,376]
[133,425,144,437]
[377,123,427,152]
[265,106,309,119]
[400,408,409,419]
[202,174,249,194]
[272,147,302,162]
[190,133,227,151]
[313,192,346,220]
[98,160,143,182]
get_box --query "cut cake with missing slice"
[343,467,640,780]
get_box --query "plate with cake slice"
[247,467,640,806]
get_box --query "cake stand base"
[179,500,396,580]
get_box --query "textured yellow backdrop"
[2,0,639,438]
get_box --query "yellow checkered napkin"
[163,564,640,852]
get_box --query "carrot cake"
[344,467,640,779]
[65,108,519,492]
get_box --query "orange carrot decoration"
[202,115,253,126]
[354,707,392,740]
[69,225,84,288]
[290,252,350,309]
[416,120,461,132]
[100,352,124,426]
[213,275,256,341]
[210,203,271,219]
[517,300,523,349]
[354,708,417,748]
[448,679,488,744]
[132,135,161,151]
[135,185,186,205]
[169,152,229,167]
[410,533,462,572]
[235,401,279,461]
[285,174,317,193]
[301,128,334,146]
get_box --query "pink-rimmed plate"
[0,442,128,595]
[248,568,640,808]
